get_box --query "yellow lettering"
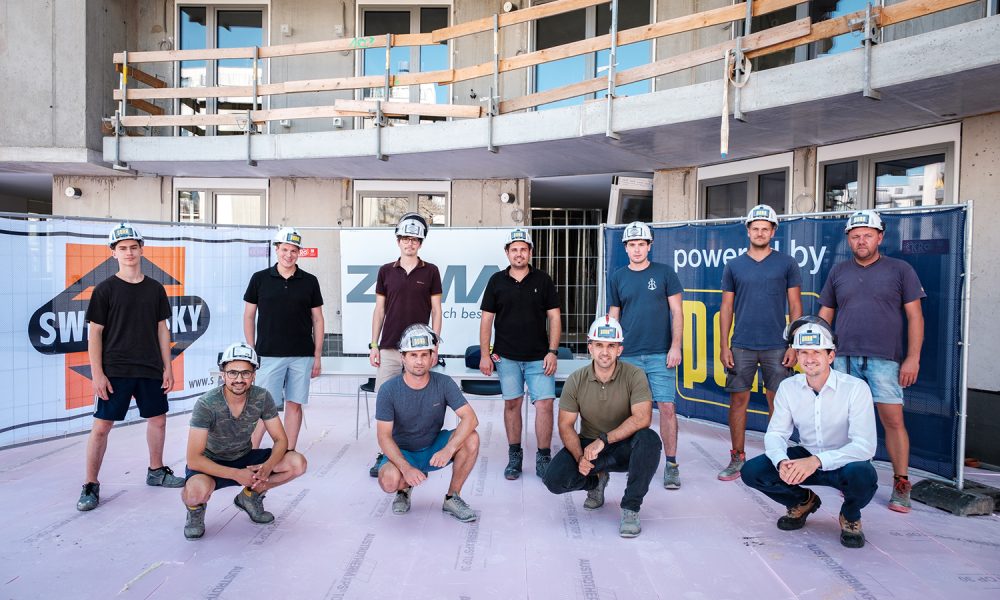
[682,300,707,389]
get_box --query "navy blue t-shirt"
[721,251,802,350]
[608,262,684,356]
[375,371,468,451]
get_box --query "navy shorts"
[376,430,454,474]
[185,448,273,490]
[94,377,169,421]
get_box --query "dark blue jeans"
[543,428,661,512]
[740,446,878,522]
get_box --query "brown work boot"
[777,490,822,530]
[839,514,866,548]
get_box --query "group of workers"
[75,203,924,548]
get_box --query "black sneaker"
[147,466,185,488]
[370,453,384,478]
[76,482,100,511]
[504,447,524,480]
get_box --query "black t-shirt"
[480,266,560,361]
[243,265,324,357]
[85,275,171,380]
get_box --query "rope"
[720,47,752,159]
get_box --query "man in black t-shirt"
[243,227,325,453]
[479,228,561,481]
[77,222,184,512]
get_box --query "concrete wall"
[52,174,171,220]
[654,0,730,91]
[87,1,127,151]
[959,112,1000,392]
[652,168,697,222]
[451,178,528,226]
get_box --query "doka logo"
[27,244,210,410]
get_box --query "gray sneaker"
[583,471,610,510]
[619,508,641,538]
[536,452,551,478]
[233,488,275,524]
[504,447,523,480]
[76,482,100,512]
[392,488,411,515]
[442,494,478,522]
[184,504,206,540]
[147,466,185,488]
[717,450,746,481]
[663,462,681,489]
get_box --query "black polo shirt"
[376,259,443,349]
[480,265,559,361]
[243,265,323,357]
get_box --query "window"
[534,0,652,110]
[177,5,266,136]
[354,181,450,226]
[174,179,268,225]
[698,154,792,219]
[750,1,876,72]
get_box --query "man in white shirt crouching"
[741,316,877,548]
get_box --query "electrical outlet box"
[332,117,344,129]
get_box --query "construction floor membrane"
[2,377,999,600]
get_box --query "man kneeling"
[376,324,480,522]
[543,316,661,538]
[741,318,877,548]
[181,343,307,539]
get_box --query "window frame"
[353,179,451,226]
[173,177,270,225]
[696,152,793,218]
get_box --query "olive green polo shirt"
[559,360,652,440]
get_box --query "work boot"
[535,452,551,478]
[233,488,275,524]
[442,494,478,522]
[76,482,100,512]
[184,504,206,540]
[583,471,610,510]
[369,453,384,478]
[146,466,185,488]
[777,490,822,530]
[839,514,866,548]
[504,447,523,480]
[717,450,746,481]
[889,477,912,513]
[663,462,681,489]
[619,509,641,538]
[392,488,411,515]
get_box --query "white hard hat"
[218,342,260,369]
[844,210,884,233]
[784,315,837,349]
[587,315,624,343]
[395,212,428,239]
[745,204,779,226]
[622,221,654,243]
[108,222,143,248]
[273,227,303,248]
[398,323,440,352]
[504,228,533,249]
[791,324,836,350]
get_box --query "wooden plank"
[127,99,164,115]
[113,46,255,64]
[115,64,167,88]
[259,37,384,59]
[335,99,482,119]
[261,75,385,95]
[394,33,435,47]
[394,68,454,86]
[115,85,255,101]
[431,0,609,43]
[121,114,241,127]
[881,0,977,26]
[254,106,370,123]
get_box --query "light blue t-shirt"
[721,251,801,350]
[608,262,684,356]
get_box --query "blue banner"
[605,208,966,480]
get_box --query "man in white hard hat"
[243,227,325,452]
[819,209,925,513]
[77,222,184,512]
[375,324,480,522]
[181,343,307,540]
[543,316,661,538]
[741,317,877,549]
[718,204,802,482]
[479,228,561,481]
[608,221,685,489]
[368,212,443,476]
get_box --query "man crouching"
[181,343,307,539]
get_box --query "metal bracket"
[240,110,257,167]
[374,100,388,161]
[733,0,753,122]
[861,2,881,100]
[605,0,620,140]
[488,13,500,153]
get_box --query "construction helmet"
[504,228,533,249]
[218,342,260,369]
[273,227,304,248]
[587,315,625,343]
[108,222,143,248]
[395,212,428,240]
[397,323,440,352]
[844,210,885,233]
[784,316,837,350]
[622,221,654,243]
[745,204,779,226]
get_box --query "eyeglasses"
[223,370,254,380]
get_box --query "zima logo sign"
[27,244,210,410]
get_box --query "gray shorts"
[724,347,791,393]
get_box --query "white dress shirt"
[765,368,877,471]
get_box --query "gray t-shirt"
[375,371,468,451]
[818,255,926,362]
[608,262,684,356]
[721,251,802,350]
[190,385,278,462]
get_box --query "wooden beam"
[394,68,454,86]
[431,0,609,43]
[127,99,164,115]
[115,64,167,88]
[335,99,482,119]
[121,114,242,127]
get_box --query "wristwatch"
[369,342,378,350]
[547,348,559,356]
[598,432,609,446]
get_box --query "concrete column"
[652,168,697,222]
[451,179,528,226]
[790,146,818,214]
[959,112,1000,392]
